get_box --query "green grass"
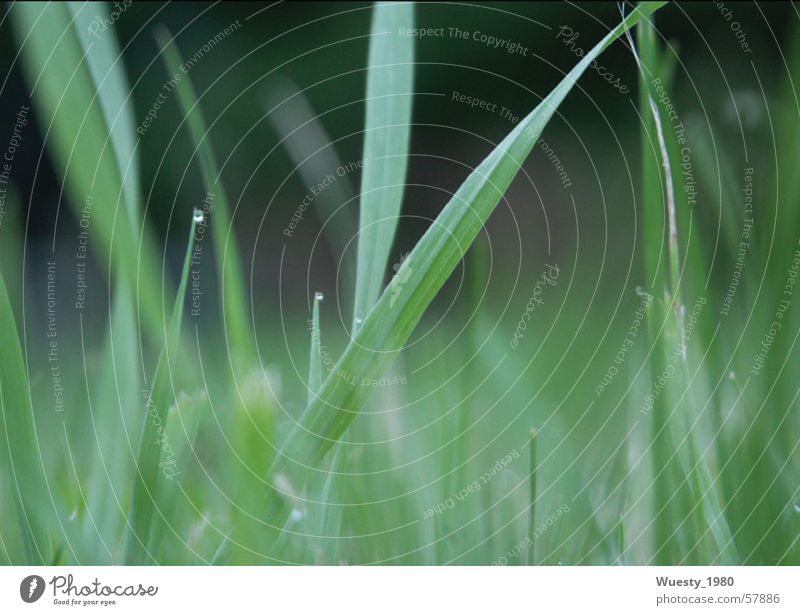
[1,0,798,566]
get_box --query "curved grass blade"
[155,26,254,363]
[264,2,667,529]
[10,2,164,341]
[353,2,415,329]
[124,215,199,564]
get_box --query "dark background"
[0,1,792,326]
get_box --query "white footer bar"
[1,566,796,614]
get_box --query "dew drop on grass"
[193,208,205,223]
[793,501,800,513]
[314,292,324,302]
[290,508,304,523]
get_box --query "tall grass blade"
[155,27,255,362]
[64,1,141,221]
[308,292,324,405]
[635,16,738,564]
[636,15,680,565]
[353,2,415,329]
[84,283,142,562]
[125,215,199,564]
[10,2,164,340]
[264,3,667,530]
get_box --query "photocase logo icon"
[20,575,45,603]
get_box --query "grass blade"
[155,27,255,363]
[308,292,324,405]
[353,2,415,329]
[84,283,142,562]
[636,14,680,565]
[635,15,739,564]
[125,214,199,564]
[264,2,667,530]
[64,1,141,222]
[10,2,164,341]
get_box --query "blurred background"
[0,1,791,353]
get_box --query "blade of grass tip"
[0,273,52,564]
[265,78,358,297]
[155,26,254,364]
[304,291,329,561]
[125,213,199,564]
[305,290,325,557]
[527,429,537,566]
[262,3,667,533]
[353,1,415,330]
[308,292,324,406]
[306,293,348,563]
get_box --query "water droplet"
[290,508,304,523]
[355,311,364,325]
[728,371,736,381]
[314,291,324,302]
[793,501,800,513]
[193,208,204,223]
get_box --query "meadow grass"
[1,1,798,566]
